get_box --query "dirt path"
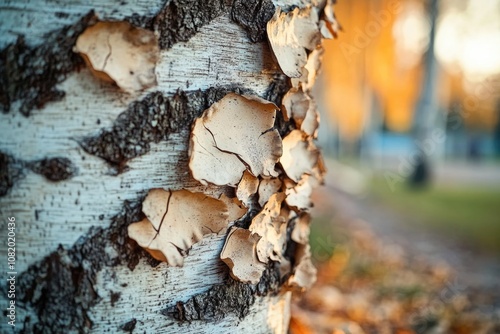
[315,184,500,293]
[315,161,500,294]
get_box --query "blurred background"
[293,0,500,332]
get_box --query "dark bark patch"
[165,262,281,321]
[15,249,96,333]
[1,153,77,196]
[264,73,294,138]
[28,157,77,182]
[120,318,137,332]
[14,199,148,332]
[110,291,122,307]
[154,0,231,49]
[12,193,287,331]
[79,86,252,173]
[231,0,275,42]
[0,151,24,197]
[0,12,97,116]
[125,13,155,30]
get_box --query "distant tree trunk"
[493,100,500,158]
[0,0,326,332]
[410,0,440,187]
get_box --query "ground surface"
[290,160,500,334]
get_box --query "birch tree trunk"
[410,0,441,186]
[0,0,330,332]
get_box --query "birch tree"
[0,0,337,332]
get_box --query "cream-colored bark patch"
[258,177,283,207]
[236,171,260,207]
[282,88,319,138]
[285,174,319,211]
[280,130,319,183]
[74,21,159,93]
[127,189,228,266]
[249,193,288,263]
[287,244,317,290]
[267,6,321,78]
[267,292,292,334]
[219,194,247,223]
[220,227,266,284]
[322,0,341,38]
[291,212,311,245]
[189,93,282,187]
[303,47,324,92]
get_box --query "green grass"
[369,177,500,253]
[309,217,338,262]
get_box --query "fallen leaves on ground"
[290,219,500,334]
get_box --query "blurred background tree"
[317,0,500,172]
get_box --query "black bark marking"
[0,151,24,197]
[78,86,252,173]
[165,262,281,321]
[120,318,137,332]
[0,12,98,116]
[28,157,77,182]
[0,0,248,116]
[1,152,78,196]
[231,0,275,42]
[129,0,277,48]
[10,193,288,331]
[13,199,154,332]
[154,0,231,49]
[264,73,294,138]
[125,12,155,30]
[110,291,121,307]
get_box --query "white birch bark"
[0,0,317,332]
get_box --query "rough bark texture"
[154,0,231,49]
[0,152,23,196]
[27,157,77,182]
[0,0,279,117]
[0,0,309,332]
[0,12,97,116]
[231,0,276,42]
[166,262,281,321]
[79,87,253,172]
[0,153,76,196]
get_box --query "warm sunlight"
[436,0,500,81]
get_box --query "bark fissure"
[263,73,294,138]
[0,12,98,116]
[154,0,230,49]
[165,262,281,321]
[79,86,253,173]
[0,151,24,196]
[231,0,276,42]
[27,157,78,182]
[9,194,289,331]
[0,152,77,196]
[0,0,279,117]
[11,199,150,333]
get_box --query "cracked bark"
[0,0,307,333]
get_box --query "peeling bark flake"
[13,199,155,332]
[79,86,252,171]
[74,21,159,93]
